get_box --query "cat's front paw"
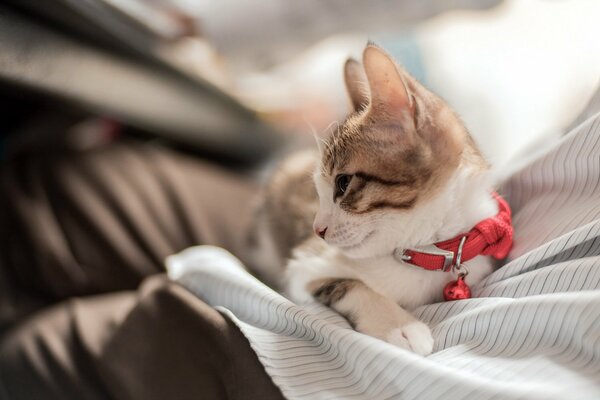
[385,321,434,356]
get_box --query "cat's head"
[313,44,488,258]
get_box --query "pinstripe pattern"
[168,91,600,399]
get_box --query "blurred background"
[3,3,600,396]
[1,0,600,169]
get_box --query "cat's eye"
[335,174,352,198]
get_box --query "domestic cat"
[250,44,512,355]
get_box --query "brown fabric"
[0,292,133,400]
[0,140,257,326]
[0,276,284,400]
[0,140,284,400]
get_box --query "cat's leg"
[307,278,434,355]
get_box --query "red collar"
[394,192,513,272]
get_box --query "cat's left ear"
[344,58,369,112]
[362,44,415,122]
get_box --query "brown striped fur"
[320,45,487,215]
[249,44,488,293]
[308,278,360,328]
[308,278,360,306]
[248,44,495,354]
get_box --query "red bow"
[400,192,513,271]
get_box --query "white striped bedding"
[167,89,600,400]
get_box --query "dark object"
[0,141,284,400]
[0,1,283,164]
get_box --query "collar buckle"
[395,245,455,271]
[395,236,468,272]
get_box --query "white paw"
[386,321,434,356]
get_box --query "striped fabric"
[168,91,600,400]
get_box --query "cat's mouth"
[336,229,376,251]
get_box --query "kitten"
[250,44,510,356]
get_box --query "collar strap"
[395,192,513,271]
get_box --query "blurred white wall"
[235,0,600,170]
[419,0,600,167]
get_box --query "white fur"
[285,163,498,355]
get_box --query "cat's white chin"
[338,243,392,260]
[338,247,371,259]
[330,230,381,259]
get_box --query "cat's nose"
[315,226,328,239]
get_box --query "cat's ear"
[362,44,414,121]
[312,130,325,154]
[344,58,369,112]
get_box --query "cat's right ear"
[344,58,369,112]
[362,44,414,122]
